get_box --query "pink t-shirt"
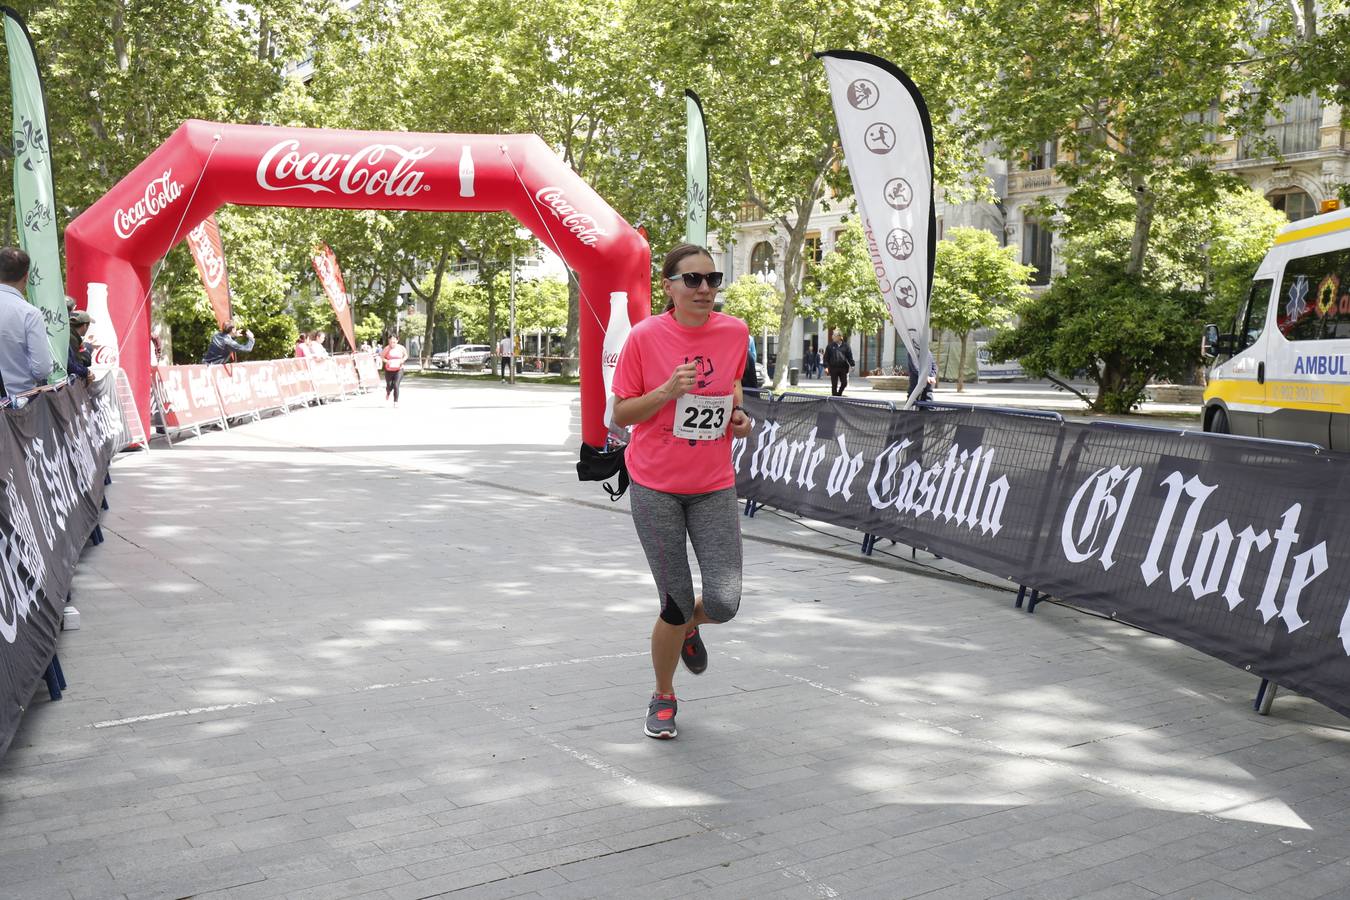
[382,344,408,371]
[611,310,748,494]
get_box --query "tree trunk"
[748,147,835,392]
[113,2,128,71]
[957,331,968,392]
[1126,175,1156,277]
[486,277,497,349]
[424,295,437,361]
[420,246,450,366]
[1094,352,1124,412]
[772,224,808,391]
[256,12,270,61]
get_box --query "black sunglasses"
[667,271,724,289]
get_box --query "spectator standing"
[307,331,329,357]
[0,247,53,401]
[497,333,513,380]
[294,335,308,358]
[824,330,855,397]
[67,310,94,383]
[202,320,254,365]
[741,337,760,391]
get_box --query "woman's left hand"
[730,407,752,438]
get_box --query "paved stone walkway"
[3,379,1349,899]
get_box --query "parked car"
[431,344,492,370]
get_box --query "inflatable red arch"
[64,120,651,452]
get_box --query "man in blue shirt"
[0,247,53,401]
[202,320,254,365]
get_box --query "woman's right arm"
[613,362,696,427]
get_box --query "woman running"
[381,333,408,406]
[611,244,754,739]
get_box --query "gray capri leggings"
[629,482,743,626]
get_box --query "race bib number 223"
[672,393,732,441]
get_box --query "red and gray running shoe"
[681,626,708,675]
[644,693,678,739]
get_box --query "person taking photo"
[202,320,254,366]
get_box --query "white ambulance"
[1203,206,1350,449]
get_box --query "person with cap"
[67,308,94,384]
[202,320,254,365]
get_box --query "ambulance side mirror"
[1202,324,1238,358]
[1201,324,1220,358]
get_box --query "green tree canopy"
[988,182,1285,411]
[930,226,1033,390]
[510,277,569,335]
[798,220,889,339]
[971,0,1281,277]
[719,276,780,338]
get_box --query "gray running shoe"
[681,626,708,675]
[644,694,678,739]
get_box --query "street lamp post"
[507,227,530,386]
[509,244,517,385]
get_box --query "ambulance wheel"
[1208,408,1230,435]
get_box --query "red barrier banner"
[335,354,360,394]
[275,357,315,406]
[243,361,285,412]
[211,364,256,420]
[354,352,380,388]
[154,364,224,430]
[307,355,343,398]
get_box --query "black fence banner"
[735,395,1350,720]
[0,377,123,758]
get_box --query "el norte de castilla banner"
[0,376,128,759]
[734,393,1350,720]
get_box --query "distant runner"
[381,333,408,407]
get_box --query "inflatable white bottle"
[602,291,632,432]
[458,146,475,198]
[84,282,120,372]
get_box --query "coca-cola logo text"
[113,171,182,240]
[188,223,226,289]
[534,187,608,247]
[257,140,433,197]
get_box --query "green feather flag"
[684,90,709,248]
[4,7,66,380]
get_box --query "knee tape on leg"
[660,594,688,626]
